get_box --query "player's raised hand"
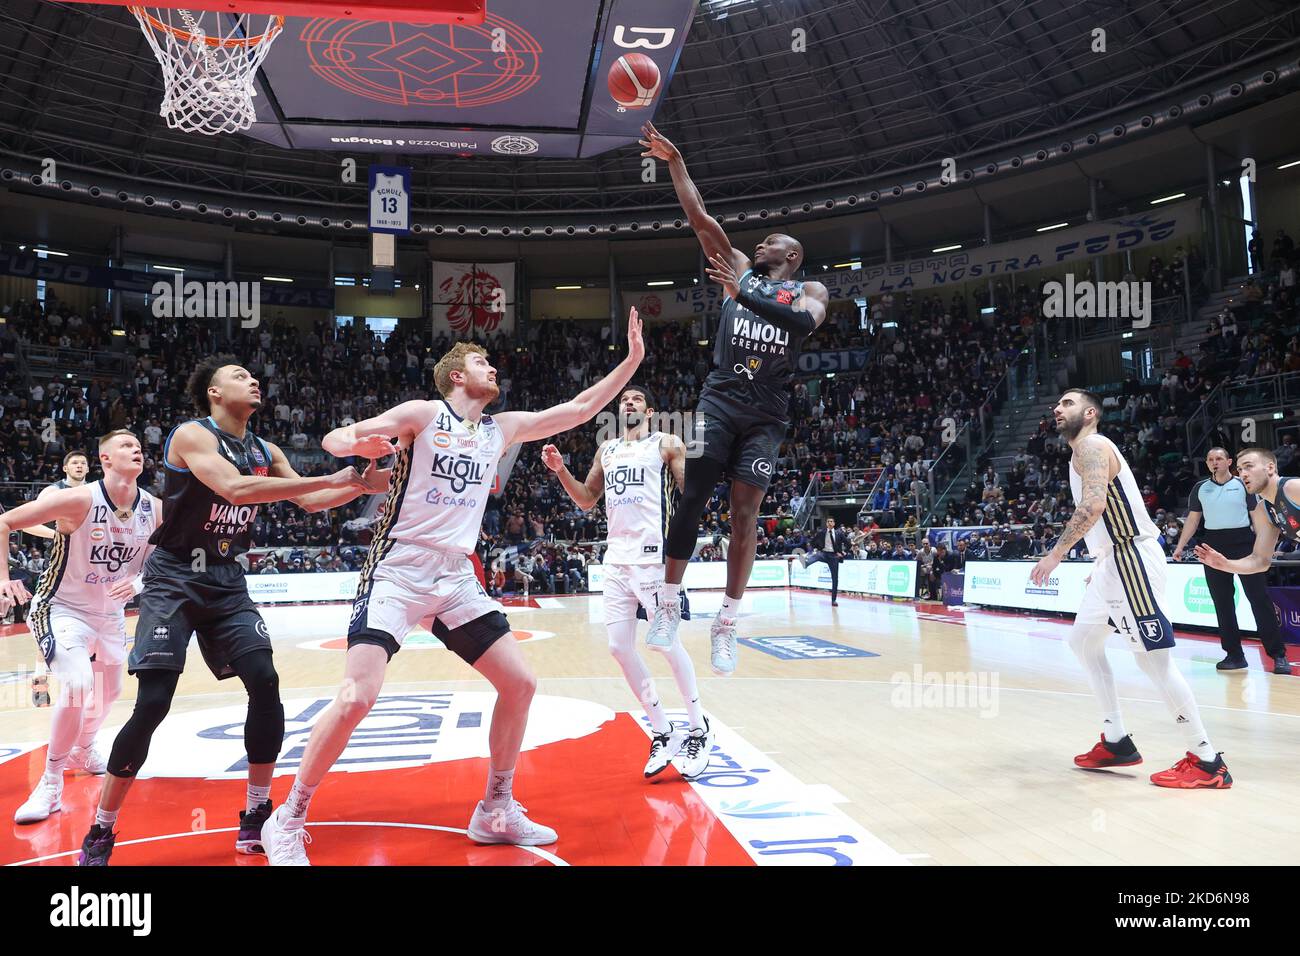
[358,459,391,494]
[626,306,644,364]
[638,121,679,163]
[706,253,740,299]
[352,434,394,459]
[541,444,564,473]
[1193,542,1227,570]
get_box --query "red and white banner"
[431,260,516,337]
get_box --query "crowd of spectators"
[5,229,1296,602]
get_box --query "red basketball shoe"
[1074,734,1143,769]
[1150,752,1233,789]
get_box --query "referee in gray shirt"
[1173,447,1291,673]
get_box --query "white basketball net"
[129,7,284,136]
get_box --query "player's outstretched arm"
[639,122,747,274]
[322,400,431,458]
[171,422,366,508]
[265,440,390,514]
[1195,505,1278,575]
[541,443,604,512]
[0,487,94,607]
[496,308,645,446]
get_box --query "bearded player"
[541,385,712,780]
[1031,390,1230,789]
[260,309,645,864]
[639,121,829,675]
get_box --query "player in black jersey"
[76,356,385,866]
[1197,448,1300,648]
[639,121,830,675]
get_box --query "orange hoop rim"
[127,7,284,48]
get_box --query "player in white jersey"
[541,385,713,780]
[0,431,162,822]
[260,309,646,864]
[1031,390,1231,789]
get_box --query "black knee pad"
[666,456,726,560]
[107,670,180,777]
[233,651,284,765]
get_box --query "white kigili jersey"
[33,480,160,617]
[601,432,674,565]
[379,400,504,556]
[1068,434,1160,556]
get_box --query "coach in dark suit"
[1173,447,1291,674]
[797,517,851,606]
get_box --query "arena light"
[40,249,69,257]
[111,328,126,336]
[832,261,861,270]
[646,280,674,287]
[1274,412,1285,420]
[932,244,962,253]
[263,276,293,283]
[1278,160,1300,170]
[1150,193,1185,204]
[151,264,184,272]
[697,339,709,346]
[555,285,581,290]
[1036,223,1069,232]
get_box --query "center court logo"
[116,691,609,779]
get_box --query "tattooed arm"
[1050,437,1114,559]
[1029,436,1115,586]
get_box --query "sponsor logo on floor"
[738,636,877,660]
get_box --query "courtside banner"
[962,559,1259,632]
[790,559,916,597]
[587,560,789,592]
[244,571,360,604]
[622,199,1201,317]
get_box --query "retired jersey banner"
[431,260,516,337]
[368,165,411,235]
[623,199,1202,316]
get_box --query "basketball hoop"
[128,6,284,135]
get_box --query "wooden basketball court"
[2,589,1296,866]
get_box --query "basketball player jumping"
[541,385,713,780]
[639,122,829,674]
[0,431,160,822]
[75,358,383,865]
[260,310,645,865]
[1030,390,1231,788]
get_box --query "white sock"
[1101,714,1128,744]
[45,750,71,778]
[247,783,272,813]
[663,637,704,729]
[608,620,672,734]
[1133,648,1216,761]
[283,778,318,824]
[1068,623,1126,742]
[485,766,515,810]
[95,806,118,829]
[661,582,681,605]
[718,595,740,621]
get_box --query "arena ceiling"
[1,0,1300,241]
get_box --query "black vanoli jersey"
[150,416,273,562]
[702,268,810,423]
[1261,481,1300,543]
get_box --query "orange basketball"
[607,52,661,109]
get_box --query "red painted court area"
[1,713,754,867]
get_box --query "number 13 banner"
[369,165,411,235]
